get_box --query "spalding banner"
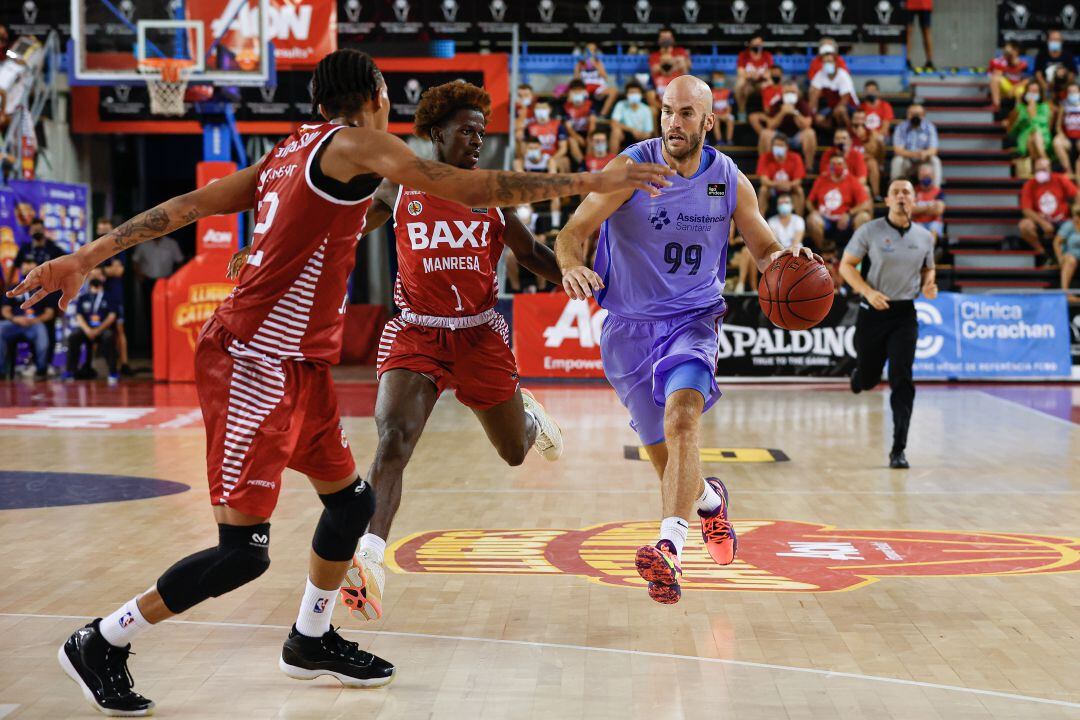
[913,292,1071,379]
[512,294,606,378]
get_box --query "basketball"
[758,253,835,330]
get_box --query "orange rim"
[139,58,195,83]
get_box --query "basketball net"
[138,58,196,116]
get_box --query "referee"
[839,178,937,469]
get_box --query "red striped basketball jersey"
[215,122,373,364]
[391,186,506,317]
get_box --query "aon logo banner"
[513,294,607,377]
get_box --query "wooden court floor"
[1,380,1079,719]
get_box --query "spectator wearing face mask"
[989,41,1029,112]
[735,193,806,293]
[65,267,120,384]
[520,99,570,174]
[891,104,942,187]
[504,204,555,293]
[12,217,65,280]
[1035,30,1077,100]
[610,81,655,150]
[758,82,817,170]
[574,43,617,117]
[0,258,54,380]
[849,110,884,199]
[562,79,598,166]
[734,36,773,120]
[858,81,894,138]
[748,67,787,136]
[1054,205,1080,289]
[807,155,872,250]
[809,52,858,131]
[756,135,806,215]
[1053,83,1080,181]
[584,131,615,173]
[1006,83,1052,161]
[1019,157,1078,262]
[514,83,536,139]
[512,138,568,229]
[820,128,868,191]
[709,71,735,146]
[647,28,691,108]
[910,162,945,242]
[808,38,850,82]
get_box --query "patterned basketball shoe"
[635,540,683,604]
[521,388,563,460]
[699,477,737,566]
[339,550,385,621]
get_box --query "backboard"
[69,0,273,86]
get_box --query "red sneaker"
[635,541,683,604]
[699,477,737,566]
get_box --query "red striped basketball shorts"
[375,313,519,410]
[195,319,356,517]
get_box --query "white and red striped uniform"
[198,122,372,516]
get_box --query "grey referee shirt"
[845,218,935,301]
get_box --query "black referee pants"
[853,300,917,454]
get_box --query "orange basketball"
[758,254,835,330]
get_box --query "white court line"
[0,705,19,719]
[280,488,1080,496]
[978,391,1080,430]
[4,613,1078,711]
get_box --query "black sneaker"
[889,451,910,469]
[57,619,154,717]
[850,368,862,394]
[279,625,395,688]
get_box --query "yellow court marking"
[624,446,789,463]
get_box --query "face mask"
[627,93,642,105]
[1026,93,1040,103]
[713,79,726,89]
[750,46,763,54]
[778,202,793,216]
[593,141,608,155]
[31,231,44,241]
[865,93,877,103]
[1049,40,1063,53]
[89,280,103,290]
[837,139,849,150]
[910,115,922,127]
[519,96,532,107]
[659,38,674,48]
[1069,92,1080,105]
[660,62,673,73]
[782,92,798,105]
[534,108,550,122]
[771,145,787,159]
[1035,170,1051,183]
[516,206,532,223]
[919,176,933,187]
[570,92,587,104]
[771,74,783,84]
[526,149,542,162]
[824,61,836,75]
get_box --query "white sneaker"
[339,550,385,621]
[521,388,563,461]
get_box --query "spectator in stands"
[891,103,942,187]
[906,0,935,70]
[521,99,571,173]
[734,35,773,120]
[989,41,1029,112]
[514,83,535,138]
[574,43,617,117]
[1019,157,1078,261]
[710,71,735,146]
[758,81,817,169]
[807,154,872,250]
[584,130,615,173]
[505,204,555,293]
[1006,82,1052,162]
[562,79,597,166]
[809,52,858,131]
[0,258,53,380]
[1035,30,1076,102]
[609,81,654,150]
[736,192,806,292]
[748,66,786,136]
[513,139,567,229]
[850,110,884,199]
[133,233,184,353]
[647,28,691,108]
[821,128,869,191]
[1053,82,1080,181]
[756,135,806,215]
[808,38,849,83]
[14,217,64,270]
[65,267,119,384]
[911,161,946,242]
[96,216,131,376]
[858,81,895,138]
[1054,204,1080,289]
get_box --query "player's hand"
[592,161,674,197]
[5,253,88,311]
[921,279,938,300]
[227,247,250,279]
[770,245,823,266]
[562,265,604,300]
[866,289,891,310]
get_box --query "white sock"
[100,597,152,648]
[659,517,689,557]
[360,533,386,565]
[295,578,336,638]
[695,478,724,515]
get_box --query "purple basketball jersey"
[593,138,738,320]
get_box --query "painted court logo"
[389,520,1080,593]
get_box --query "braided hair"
[309,49,384,119]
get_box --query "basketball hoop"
[138,58,196,116]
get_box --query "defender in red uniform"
[11,50,672,717]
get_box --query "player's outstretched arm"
[502,209,562,286]
[11,164,260,310]
[554,157,638,300]
[331,128,672,208]
[732,171,817,272]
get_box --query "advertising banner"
[1070,302,1080,371]
[6,180,89,254]
[512,294,606,378]
[184,0,336,70]
[913,292,1072,379]
[194,161,240,255]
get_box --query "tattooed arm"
[320,127,673,209]
[9,164,259,310]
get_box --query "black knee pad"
[157,523,271,614]
[312,477,374,562]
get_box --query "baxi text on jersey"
[675,211,726,232]
[406,220,493,250]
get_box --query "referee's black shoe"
[850,368,862,394]
[58,619,155,717]
[889,451,910,469]
[279,625,395,687]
